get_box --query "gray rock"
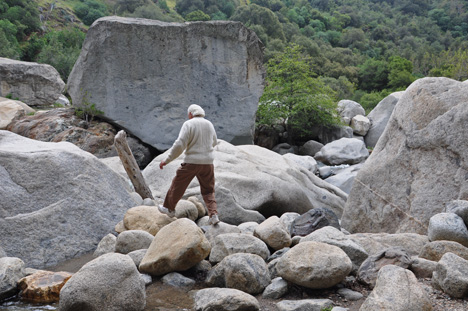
[59,253,146,311]
[161,272,195,289]
[204,222,242,244]
[127,249,147,267]
[428,213,468,247]
[419,240,468,262]
[142,198,155,206]
[115,230,154,254]
[301,226,368,274]
[140,273,153,286]
[267,258,280,279]
[337,288,363,301]
[238,222,259,235]
[0,57,65,107]
[359,265,432,311]
[324,163,363,194]
[337,100,366,125]
[276,299,333,311]
[0,247,6,258]
[93,233,117,257]
[290,208,340,237]
[209,233,270,264]
[364,91,404,148]
[446,200,468,227]
[254,216,292,251]
[267,248,290,263]
[273,143,297,155]
[331,308,349,311]
[283,153,318,174]
[279,213,300,234]
[55,94,70,106]
[315,138,369,166]
[342,78,468,234]
[192,287,260,311]
[410,256,437,279]
[262,277,288,299]
[0,131,135,268]
[432,252,468,298]
[357,247,412,288]
[68,17,264,150]
[277,241,352,289]
[174,200,199,221]
[350,115,370,136]
[0,98,35,129]
[206,253,271,295]
[0,257,26,300]
[349,232,429,257]
[144,140,347,222]
[316,125,353,145]
[299,140,324,157]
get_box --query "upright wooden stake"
[114,130,154,200]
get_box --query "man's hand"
[159,161,167,170]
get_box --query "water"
[0,298,57,311]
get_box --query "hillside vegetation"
[1,0,467,138]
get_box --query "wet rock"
[209,233,270,264]
[139,219,211,276]
[360,265,432,311]
[18,270,72,303]
[59,253,145,311]
[357,247,412,288]
[277,241,352,289]
[115,230,154,254]
[254,216,292,251]
[0,257,26,300]
[192,287,260,311]
[206,253,270,295]
[93,233,117,258]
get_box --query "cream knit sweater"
[164,116,218,165]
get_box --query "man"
[158,104,220,225]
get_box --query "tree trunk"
[114,130,154,200]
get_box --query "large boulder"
[337,100,365,125]
[59,253,146,311]
[0,257,26,300]
[359,265,432,311]
[349,232,429,256]
[139,218,211,276]
[341,78,468,234]
[428,213,468,247]
[324,163,363,195]
[0,130,135,268]
[364,91,404,148]
[144,140,347,223]
[432,252,468,298]
[0,58,65,107]
[67,17,264,150]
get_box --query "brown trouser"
[163,163,218,216]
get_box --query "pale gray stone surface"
[262,277,288,299]
[301,226,368,274]
[446,200,468,227]
[299,140,324,157]
[204,221,242,244]
[324,163,363,194]
[337,288,363,301]
[359,265,432,311]
[433,252,468,298]
[161,272,195,289]
[276,299,333,311]
[206,253,271,295]
[350,115,370,136]
[68,17,264,150]
[59,253,146,311]
[410,256,437,279]
[337,100,366,125]
[0,257,25,300]
[254,216,292,251]
[419,240,468,262]
[349,232,429,257]
[0,57,65,107]
[428,213,468,247]
[238,222,259,235]
[315,138,369,166]
[209,233,270,264]
[342,78,468,234]
[279,213,300,234]
[277,241,352,289]
[115,230,154,254]
[93,233,117,258]
[144,140,347,222]
[282,153,318,174]
[192,287,260,311]
[127,249,147,267]
[0,131,135,268]
[0,247,6,258]
[364,91,404,148]
[174,200,199,221]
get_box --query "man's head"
[187,104,205,118]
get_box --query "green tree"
[358,58,389,91]
[0,19,20,58]
[257,44,340,142]
[387,55,415,90]
[185,10,211,21]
